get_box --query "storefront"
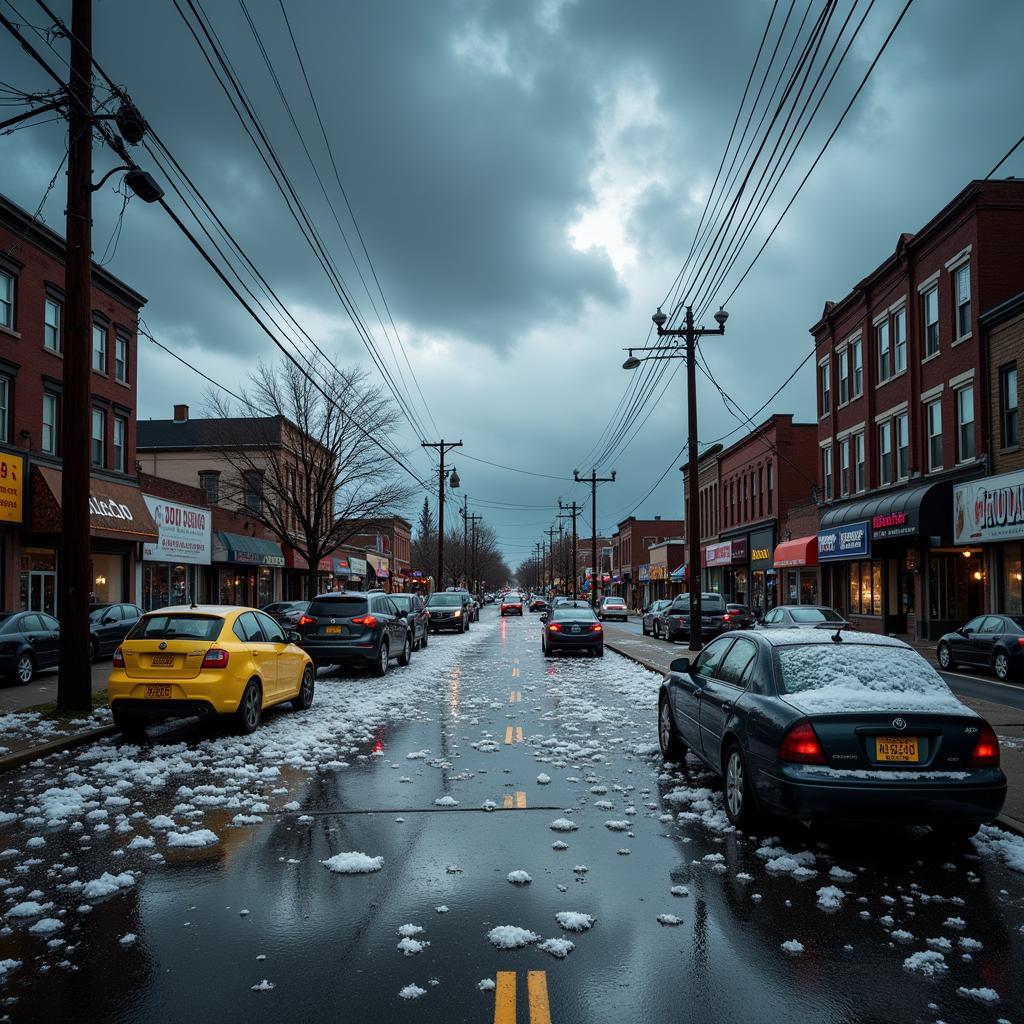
[212,530,283,607]
[0,450,25,610]
[705,538,749,604]
[637,563,650,607]
[670,563,687,595]
[141,495,212,610]
[349,556,368,591]
[748,526,776,615]
[773,536,819,606]
[366,552,390,590]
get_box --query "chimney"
[173,404,189,423]
[654,515,661,520]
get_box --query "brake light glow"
[548,624,563,632]
[112,647,125,668]
[201,648,230,669]
[1017,637,1024,646]
[297,614,315,627]
[722,613,731,622]
[970,721,1000,766]
[779,720,827,765]
[589,623,603,633]
[351,615,378,628]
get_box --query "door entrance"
[20,549,58,615]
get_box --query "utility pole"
[545,525,559,592]
[421,440,461,591]
[559,501,581,599]
[467,513,482,597]
[458,494,469,587]
[574,468,616,609]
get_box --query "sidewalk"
[603,623,1024,833]
[0,659,111,713]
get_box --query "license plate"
[146,684,171,699]
[324,625,342,635]
[150,655,174,667]
[875,736,919,762]
[570,626,581,634]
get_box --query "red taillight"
[548,623,562,632]
[779,720,827,765]
[589,623,603,633]
[351,615,378,628]
[297,615,315,627]
[970,721,1000,766]
[722,613,731,622]
[112,647,125,668]
[1017,637,1024,646]
[201,648,230,670]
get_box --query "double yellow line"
[502,791,527,809]
[504,725,524,744]
[494,970,551,1024]
[509,689,522,704]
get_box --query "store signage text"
[0,453,23,524]
[873,511,906,530]
[752,548,771,561]
[817,520,871,561]
[143,496,212,565]
[954,471,1024,544]
[89,496,134,521]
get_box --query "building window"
[852,338,863,397]
[839,437,850,497]
[44,298,61,352]
[954,263,971,339]
[926,398,942,471]
[820,362,830,416]
[876,320,891,383]
[113,415,126,472]
[822,445,833,501]
[957,385,975,462]
[0,271,12,329]
[767,463,773,514]
[0,376,9,443]
[243,470,264,513]
[758,466,764,517]
[92,324,107,372]
[838,349,849,405]
[91,408,105,467]
[199,471,220,504]
[42,393,58,454]
[923,286,939,357]
[896,412,909,480]
[1001,362,1019,449]
[893,308,906,374]
[742,476,748,520]
[114,335,128,382]
[879,421,893,486]
[854,432,865,493]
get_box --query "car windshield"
[789,607,844,623]
[554,609,598,621]
[775,644,965,713]
[428,594,462,607]
[128,614,222,641]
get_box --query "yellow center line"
[527,971,552,1024]
[509,691,515,704]
[493,972,516,1024]
[503,794,514,809]
[516,690,522,703]
[516,725,524,742]
[516,791,527,808]
[504,726,514,745]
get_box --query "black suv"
[295,591,412,676]
[654,592,730,642]
[427,592,472,632]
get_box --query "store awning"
[31,465,158,541]
[773,536,818,568]
[670,564,687,580]
[212,530,285,567]
[819,480,954,540]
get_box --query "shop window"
[854,432,865,493]
[822,445,833,501]
[1003,544,1022,616]
[922,286,939,357]
[954,263,971,339]
[0,375,9,444]
[820,362,830,416]
[878,421,893,485]
[91,408,105,467]
[896,412,909,480]
[893,308,906,374]
[1001,363,1019,449]
[44,298,61,351]
[956,385,975,462]
[143,562,194,610]
[0,271,12,328]
[42,392,59,454]
[92,324,107,372]
[876,320,891,382]
[926,399,942,471]
[90,552,124,604]
[847,559,882,615]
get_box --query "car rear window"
[428,594,462,607]
[789,607,843,623]
[503,595,522,603]
[129,614,223,641]
[604,599,625,606]
[309,595,368,617]
[554,609,598,621]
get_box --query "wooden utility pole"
[421,440,461,591]
[559,501,581,599]
[574,469,615,608]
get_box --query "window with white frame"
[42,392,58,454]
[44,298,61,352]
[114,335,128,382]
[113,415,126,472]
[838,349,849,405]
[0,376,9,443]
[854,432,865,493]
[957,385,975,462]
[822,445,833,501]
[852,338,863,397]
[896,412,909,480]
[955,264,971,340]
[0,271,12,329]
[839,437,850,497]
[926,399,942,471]
[820,361,830,416]
[91,408,105,466]
[879,421,893,485]
[893,308,906,374]
[877,319,891,383]
[923,286,939,357]
[1001,362,1019,449]
[92,324,107,373]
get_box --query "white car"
[598,597,628,622]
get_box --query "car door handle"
[720,701,733,712]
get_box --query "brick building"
[341,517,412,591]
[813,179,1024,639]
[681,443,723,590]
[0,192,153,613]
[610,516,684,609]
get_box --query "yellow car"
[108,605,314,736]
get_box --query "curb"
[0,724,116,774]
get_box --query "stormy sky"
[2,0,1023,570]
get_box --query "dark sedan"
[390,593,430,650]
[642,599,672,636]
[262,600,310,629]
[89,603,144,659]
[540,606,604,657]
[427,592,471,632]
[654,592,729,641]
[657,629,1006,838]
[725,603,756,629]
[759,605,849,629]
[937,614,1024,681]
[0,611,60,684]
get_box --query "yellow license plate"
[876,736,919,762]
[325,625,342,634]
[146,685,172,699]
[150,655,175,667]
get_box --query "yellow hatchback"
[108,605,315,736]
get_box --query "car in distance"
[642,599,673,636]
[759,605,849,629]
[937,614,1024,680]
[0,611,60,684]
[725,603,756,629]
[598,596,628,622]
[109,605,314,736]
[654,592,729,641]
[501,593,524,616]
[657,629,1005,837]
[295,591,413,675]
[389,593,430,650]
[427,592,471,632]
[262,600,310,629]
[89,603,144,660]
[540,605,604,657]
[529,594,549,612]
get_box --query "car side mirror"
[540,613,549,623]
[669,656,691,674]
[961,626,972,636]
[287,631,300,643]
[396,609,407,618]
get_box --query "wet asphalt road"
[0,610,1022,1023]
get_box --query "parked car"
[657,628,1006,837]
[109,605,314,735]
[540,605,604,657]
[598,596,628,622]
[654,592,729,641]
[446,587,479,621]
[389,593,430,650]
[89,603,144,659]
[294,591,413,675]
[642,599,673,636]
[937,614,1024,680]
[0,611,60,684]
[759,605,849,629]
[427,592,472,632]
[529,594,549,612]
[262,600,310,629]
[500,593,524,616]
[725,603,756,629]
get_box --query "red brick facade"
[611,516,684,608]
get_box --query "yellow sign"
[649,565,667,580]
[752,548,771,561]
[0,453,23,524]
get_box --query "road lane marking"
[504,726,514,745]
[516,725,524,742]
[494,972,516,1024]
[503,794,514,809]
[527,971,552,1024]
[509,691,515,704]
[516,791,527,808]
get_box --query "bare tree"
[411,496,437,580]
[208,357,417,596]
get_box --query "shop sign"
[349,557,367,577]
[142,496,211,565]
[704,541,733,566]
[0,452,23,524]
[871,508,917,539]
[334,557,351,574]
[638,563,650,582]
[954,470,1024,544]
[366,552,390,579]
[749,528,775,570]
[817,520,871,561]
[650,565,667,581]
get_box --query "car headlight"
[453,610,462,617]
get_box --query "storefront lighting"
[1016,572,1023,582]
[95,575,107,586]
[962,549,973,558]
[973,570,983,582]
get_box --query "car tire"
[90,637,100,662]
[398,633,412,667]
[234,680,262,735]
[15,653,34,686]
[112,705,144,739]
[931,823,980,843]
[371,639,390,678]
[642,622,649,636]
[421,630,428,649]
[595,645,604,658]
[723,743,758,829]
[292,667,315,710]
[993,649,1011,681]
[937,641,955,671]
[658,696,686,763]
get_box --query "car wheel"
[15,653,34,685]
[234,680,262,735]
[371,639,390,678]
[421,630,428,649]
[292,667,315,710]
[595,645,604,658]
[993,650,1011,681]
[937,641,955,671]
[658,696,686,763]
[90,637,100,662]
[398,633,412,667]
[931,823,980,843]
[112,705,144,739]
[723,743,758,829]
